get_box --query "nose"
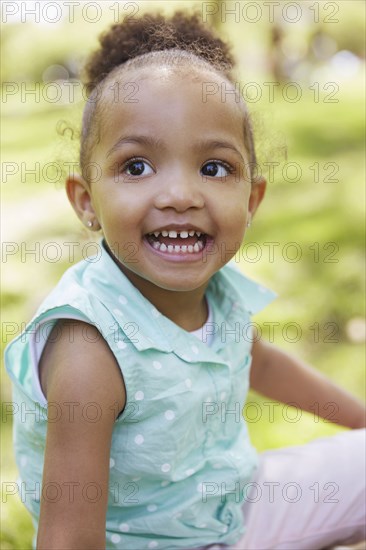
[153,169,205,212]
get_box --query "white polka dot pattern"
[164,410,175,420]
[185,378,192,388]
[117,340,127,349]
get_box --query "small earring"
[86,220,93,228]
[246,217,252,228]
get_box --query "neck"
[104,241,209,331]
[133,280,209,331]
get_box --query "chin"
[153,275,208,292]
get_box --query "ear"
[248,176,266,222]
[65,174,101,231]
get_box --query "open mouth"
[145,229,208,254]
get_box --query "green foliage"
[1,3,365,547]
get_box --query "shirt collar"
[86,239,276,362]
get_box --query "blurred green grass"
[1,3,365,548]
[2,89,365,548]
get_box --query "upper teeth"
[151,230,203,239]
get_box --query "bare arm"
[250,336,366,430]
[37,320,126,550]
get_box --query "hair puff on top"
[83,12,235,90]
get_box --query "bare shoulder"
[39,318,126,415]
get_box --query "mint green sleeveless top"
[5,239,276,549]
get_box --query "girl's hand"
[36,320,126,549]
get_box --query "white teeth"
[150,229,204,238]
[149,241,205,254]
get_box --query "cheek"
[219,198,249,245]
[228,212,247,241]
[95,189,147,227]
[219,195,248,227]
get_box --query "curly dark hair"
[84,12,234,90]
[80,11,257,182]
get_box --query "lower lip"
[143,236,213,262]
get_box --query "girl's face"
[71,68,265,297]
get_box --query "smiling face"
[68,66,265,304]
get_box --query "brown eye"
[123,159,154,177]
[201,161,232,178]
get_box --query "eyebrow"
[107,135,245,163]
[107,135,165,158]
[195,139,245,164]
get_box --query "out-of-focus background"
[1,0,365,547]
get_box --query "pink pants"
[193,429,366,550]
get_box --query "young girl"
[5,11,366,550]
